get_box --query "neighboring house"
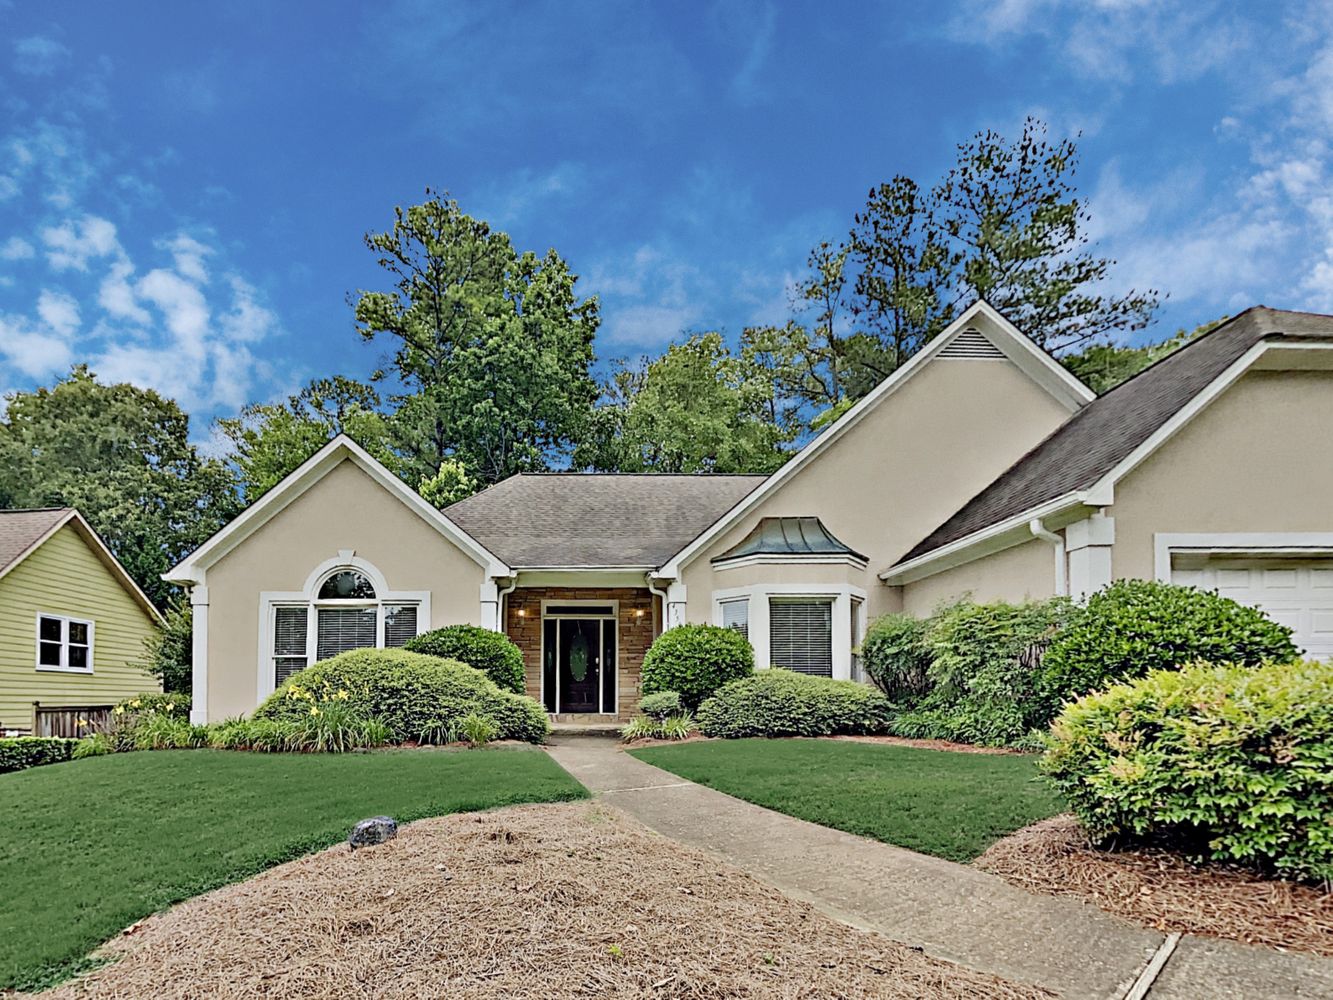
[0,509,162,734]
[167,302,1333,724]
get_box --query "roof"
[0,509,72,575]
[897,306,1333,564]
[444,473,766,568]
[713,516,867,564]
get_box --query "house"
[167,302,1333,724]
[0,509,162,734]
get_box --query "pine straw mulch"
[976,814,1333,958]
[824,735,1024,755]
[31,802,1050,1000]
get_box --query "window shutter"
[384,605,418,648]
[273,606,309,684]
[768,599,833,676]
[316,607,377,660]
[721,599,749,641]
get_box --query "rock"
[348,815,397,850]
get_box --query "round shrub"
[697,669,892,738]
[1042,659,1333,882]
[253,649,548,744]
[860,613,932,705]
[403,624,526,694]
[1038,580,1299,711]
[640,624,754,709]
[638,691,683,721]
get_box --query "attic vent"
[939,328,1005,359]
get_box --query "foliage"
[860,613,933,703]
[620,712,694,742]
[215,376,395,503]
[458,712,499,747]
[640,624,755,710]
[0,367,239,606]
[634,739,1062,863]
[1060,317,1224,394]
[114,692,191,716]
[418,458,477,507]
[577,332,793,473]
[71,733,114,759]
[355,189,600,485]
[696,669,892,738]
[133,593,192,693]
[402,624,526,694]
[1038,580,1299,717]
[1042,660,1333,882]
[0,748,587,990]
[638,690,683,721]
[0,737,76,774]
[252,649,549,744]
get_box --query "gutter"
[645,573,671,630]
[1028,518,1068,596]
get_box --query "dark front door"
[542,609,618,714]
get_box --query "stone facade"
[504,587,659,720]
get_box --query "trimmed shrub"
[641,624,754,709]
[697,669,892,738]
[0,736,76,773]
[1039,580,1299,714]
[252,648,548,744]
[860,613,933,704]
[1042,659,1333,882]
[638,691,683,721]
[403,625,526,694]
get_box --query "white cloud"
[0,236,34,260]
[41,214,120,271]
[97,258,150,324]
[35,289,79,338]
[0,314,73,379]
[13,36,70,76]
[162,232,213,284]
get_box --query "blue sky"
[2,1,1332,441]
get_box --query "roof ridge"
[0,506,73,514]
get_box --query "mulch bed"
[33,802,1050,1000]
[976,814,1333,958]
[826,734,1025,755]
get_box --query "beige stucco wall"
[682,355,1073,622]
[899,537,1057,615]
[204,458,487,720]
[1111,370,1333,580]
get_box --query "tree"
[355,190,600,485]
[577,332,793,474]
[0,367,238,606]
[217,376,394,504]
[1061,317,1224,394]
[135,592,192,693]
[418,458,477,508]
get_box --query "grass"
[0,747,586,991]
[632,738,1063,864]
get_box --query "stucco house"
[167,301,1333,724]
[0,508,162,734]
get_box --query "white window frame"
[35,612,95,674]
[711,583,866,680]
[257,552,429,702]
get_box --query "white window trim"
[1153,532,1333,582]
[35,612,95,674]
[539,600,620,715]
[711,583,867,680]
[256,553,429,702]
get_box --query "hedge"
[1042,659,1333,882]
[403,625,526,694]
[0,737,77,774]
[641,624,754,709]
[697,669,892,738]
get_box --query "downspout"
[1029,519,1068,597]
[645,573,670,634]
[496,577,518,631]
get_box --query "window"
[272,606,308,685]
[318,571,376,600]
[769,598,833,676]
[384,605,418,647]
[720,598,749,640]
[36,614,94,673]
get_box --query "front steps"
[548,713,623,737]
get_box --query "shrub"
[1039,580,1298,714]
[641,625,754,709]
[252,648,548,744]
[458,712,499,747]
[860,613,933,704]
[697,669,892,738]
[620,712,694,742]
[403,625,526,694]
[286,700,391,753]
[1042,659,1333,882]
[72,732,114,759]
[0,736,76,773]
[638,691,683,721]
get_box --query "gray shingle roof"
[713,516,867,564]
[443,474,766,568]
[0,508,71,574]
[898,306,1333,565]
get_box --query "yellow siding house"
[0,509,162,734]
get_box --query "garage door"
[1170,556,1333,660]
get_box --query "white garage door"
[1170,556,1333,660]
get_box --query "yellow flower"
[309,706,320,717]
[113,705,125,716]
[336,689,349,701]
[131,699,142,708]
[76,718,88,727]
[165,702,175,712]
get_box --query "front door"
[542,605,618,714]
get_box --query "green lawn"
[632,739,1063,863]
[0,747,586,991]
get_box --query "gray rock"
[348,815,397,850]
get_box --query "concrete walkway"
[546,737,1333,1000]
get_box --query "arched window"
[268,560,426,689]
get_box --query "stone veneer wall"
[504,587,659,720]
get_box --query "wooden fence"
[31,703,114,738]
